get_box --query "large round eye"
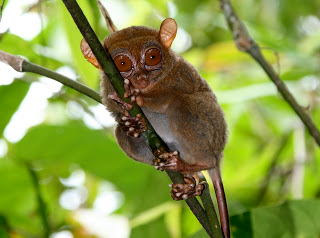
[145,48,162,66]
[114,55,133,72]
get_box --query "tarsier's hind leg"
[114,125,154,165]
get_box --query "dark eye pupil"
[151,55,155,59]
[121,62,125,65]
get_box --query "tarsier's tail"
[208,168,230,238]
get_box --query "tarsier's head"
[81,18,177,91]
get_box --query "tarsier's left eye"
[114,55,133,72]
[145,48,162,66]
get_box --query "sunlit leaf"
[0,80,30,137]
[231,200,320,238]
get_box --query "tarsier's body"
[82,17,229,238]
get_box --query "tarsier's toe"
[153,151,180,171]
[120,113,147,137]
[170,181,205,201]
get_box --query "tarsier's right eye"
[114,55,133,72]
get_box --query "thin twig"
[26,164,50,238]
[0,50,102,103]
[23,60,102,103]
[260,47,281,75]
[219,0,320,147]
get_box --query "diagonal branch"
[219,0,320,147]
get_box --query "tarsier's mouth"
[129,78,150,90]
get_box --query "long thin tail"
[96,0,118,33]
[209,168,230,238]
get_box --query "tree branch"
[200,184,223,237]
[219,0,320,147]
[0,50,102,103]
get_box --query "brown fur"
[100,24,228,167]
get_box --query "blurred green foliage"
[0,0,319,237]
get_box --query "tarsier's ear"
[80,38,102,70]
[97,0,118,33]
[159,18,177,49]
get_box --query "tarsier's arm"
[81,13,230,238]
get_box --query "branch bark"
[219,0,320,147]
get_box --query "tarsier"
[81,8,229,238]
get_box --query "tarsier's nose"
[137,74,147,82]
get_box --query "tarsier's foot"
[120,111,147,137]
[170,176,205,200]
[108,92,133,111]
[153,150,188,172]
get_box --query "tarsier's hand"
[123,79,144,107]
[120,111,147,137]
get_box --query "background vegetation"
[0,0,320,237]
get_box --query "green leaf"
[230,211,253,238]
[231,200,320,238]
[131,216,171,238]
[0,80,30,137]
[12,123,172,214]
[0,159,41,235]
